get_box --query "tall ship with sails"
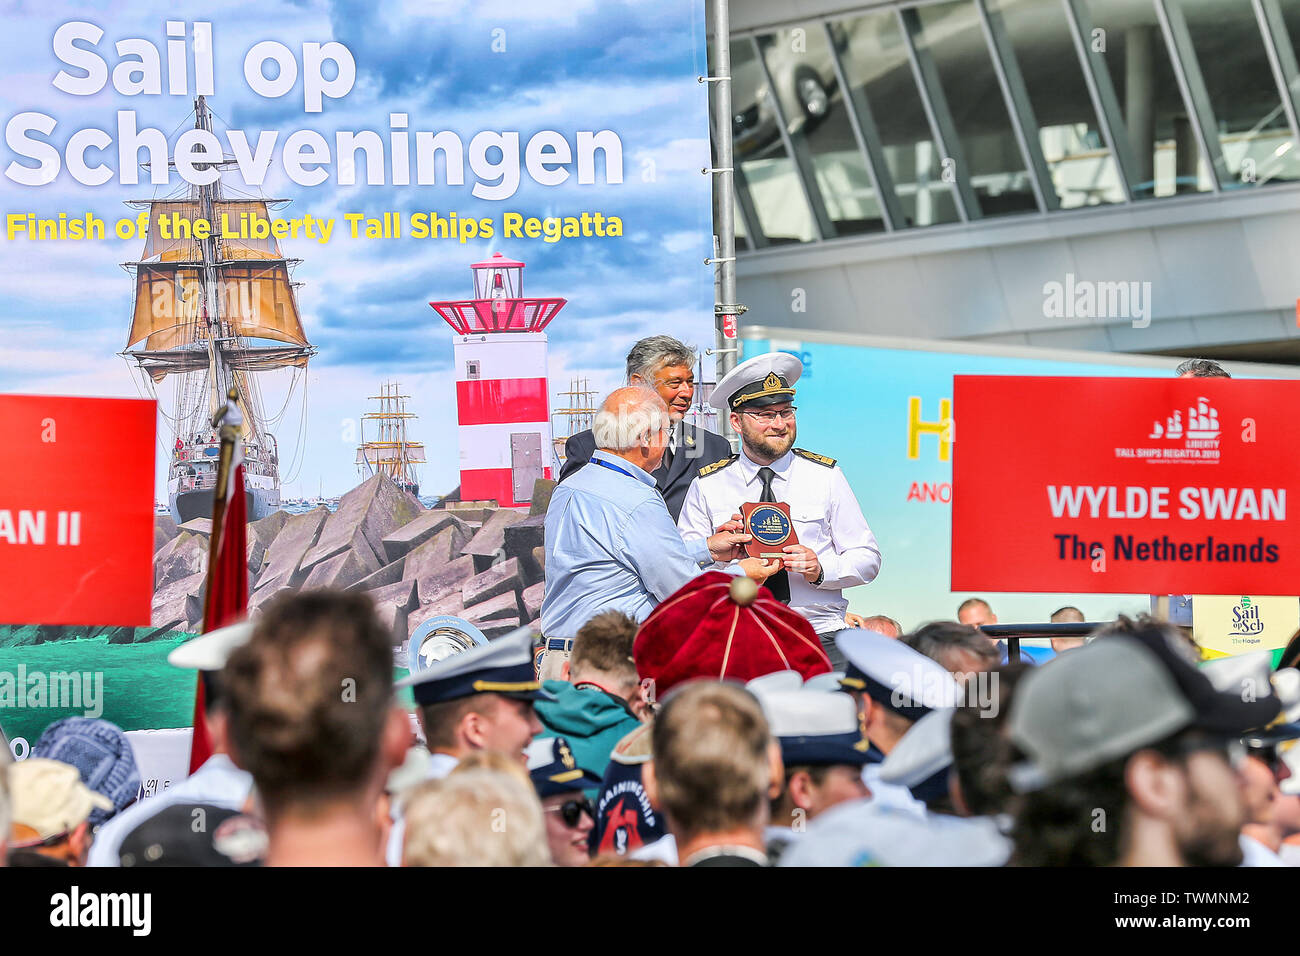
[356,382,425,497]
[120,97,315,523]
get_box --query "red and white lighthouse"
[429,253,567,507]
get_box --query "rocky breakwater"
[142,473,554,647]
[1,473,555,649]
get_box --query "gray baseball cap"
[1007,634,1275,792]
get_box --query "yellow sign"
[1193,595,1299,659]
[907,396,952,461]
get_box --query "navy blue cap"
[397,628,555,707]
[526,736,603,798]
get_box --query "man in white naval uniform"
[386,628,551,864]
[677,352,882,668]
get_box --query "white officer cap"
[757,688,873,767]
[395,627,555,707]
[836,629,960,720]
[710,351,803,411]
[879,708,954,794]
[168,620,254,671]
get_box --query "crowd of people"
[3,344,1295,868]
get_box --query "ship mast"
[118,96,317,521]
[357,382,424,490]
[195,96,229,426]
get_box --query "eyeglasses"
[742,407,797,425]
[655,377,695,390]
[544,797,595,828]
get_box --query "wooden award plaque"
[741,501,798,560]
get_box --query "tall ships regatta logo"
[1114,397,1222,465]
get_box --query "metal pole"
[707,0,742,444]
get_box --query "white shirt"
[861,762,928,818]
[678,448,882,633]
[385,752,460,866]
[87,754,253,867]
[423,752,459,781]
[778,801,1011,867]
[1240,834,1286,867]
[630,833,678,865]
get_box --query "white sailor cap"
[879,708,954,802]
[1200,649,1273,702]
[167,620,254,671]
[1204,655,1300,749]
[804,671,848,693]
[755,687,873,767]
[395,627,555,707]
[746,669,852,697]
[709,351,803,411]
[745,670,806,697]
[836,629,961,720]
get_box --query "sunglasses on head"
[545,797,595,828]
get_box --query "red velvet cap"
[634,571,831,696]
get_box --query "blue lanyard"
[591,457,639,482]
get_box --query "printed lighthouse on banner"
[430,254,567,507]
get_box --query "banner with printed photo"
[0,0,716,752]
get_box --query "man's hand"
[715,512,745,535]
[738,557,782,582]
[781,544,821,583]
[845,611,869,629]
[707,526,750,562]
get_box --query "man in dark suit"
[558,335,731,520]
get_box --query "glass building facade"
[731,0,1300,249]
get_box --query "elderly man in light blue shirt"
[542,387,775,639]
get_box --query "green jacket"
[535,679,642,780]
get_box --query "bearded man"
[677,352,882,668]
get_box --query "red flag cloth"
[190,463,248,773]
[633,571,831,698]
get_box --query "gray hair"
[860,614,902,637]
[904,621,1000,672]
[1174,358,1231,379]
[625,335,697,384]
[592,386,670,452]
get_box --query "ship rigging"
[356,382,425,497]
[119,95,315,523]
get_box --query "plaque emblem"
[741,501,799,560]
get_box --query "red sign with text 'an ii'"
[0,395,156,625]
[952,376,1300,595]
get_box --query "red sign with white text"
[952,376,1300,595]
[0,395,156,625]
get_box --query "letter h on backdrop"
[908,397,952,462]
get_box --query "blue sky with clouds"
[0,0,715,498]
